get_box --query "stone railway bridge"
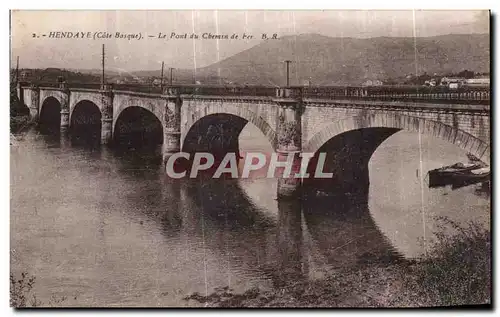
[18,82,490,197]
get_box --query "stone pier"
[163,88,183,163]
[274,88,303,198]
[100,86,114,144]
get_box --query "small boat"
[450,167,490,189]
[470,167,490,175]
[429,162,482,176]
[428,162,488,188]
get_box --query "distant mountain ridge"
[192,33,489,85]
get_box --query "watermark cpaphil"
[71,116,101,125]
[115,123,160,134]
[165,151,333,179]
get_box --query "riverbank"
[10,115,33,134]
[184,220,490,307]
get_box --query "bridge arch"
[70,100,102,144]
[113,98,165,132]
[303,112,489,196]
[69,91,104,118]
[40,90,67,114]
[304,112,490,163]
[39,96,62,133]
[113,106,164,149]
[182,104,277,151]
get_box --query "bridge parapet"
[22,82,490,104]
[59,81,68,90]
[302,99,490,114]
[275,87,303,99]
[299,85,489,105]
[166,85,278,97]
[100,83,113,92]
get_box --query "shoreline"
[183,221,491,308]
[10,115,34,135]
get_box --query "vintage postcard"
[10,10,490,308]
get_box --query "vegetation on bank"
[183,219,491,307]
[10,85,32,134]
[403,218,491,307]
[10,272,68,307]
[10,272,37,307]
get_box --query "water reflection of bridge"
[100,145,403,286]
[179,178,402,286]
[30,132,405,290]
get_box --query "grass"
[396,219,491,307]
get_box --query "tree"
[10,84,29,117]
[457,69,475,79]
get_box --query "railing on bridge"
[168,85,278,97]
[22,81,490,105]
[298,85,490,103]
[277,85,490,105]
[21,81,102,90]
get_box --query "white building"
[362,79,383,86]
[440,77,466,86]
[465,78,490,86]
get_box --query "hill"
[192,33,489,85]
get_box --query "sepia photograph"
[9,9,491,308]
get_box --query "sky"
[10,10,490,72]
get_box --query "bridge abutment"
[163,90,183,163]
[275,88,303,199]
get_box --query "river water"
[10,124,490,307]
